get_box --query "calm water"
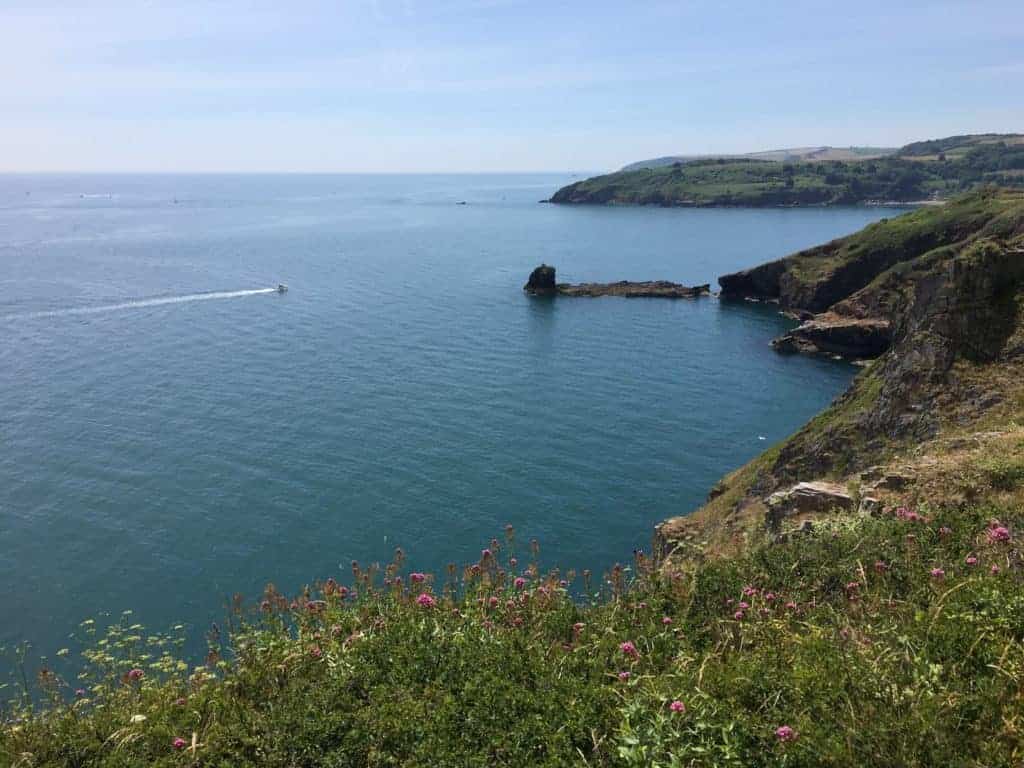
[0,174,900,661]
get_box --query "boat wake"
[2,288,278,321]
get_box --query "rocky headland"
[657,188,1024,565]
[524,264,710,298]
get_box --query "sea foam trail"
[1,288,278,321]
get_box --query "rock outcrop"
[523,264,558,296]
[524,265,710,299]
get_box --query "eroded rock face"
[524,264,557,296]
[772,314,892,359]
[766,481,854,526]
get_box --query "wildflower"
[416,593,436,608]
[260,600,272,611]
[513,616,524,627]
[965,555,978,566]
[743,586,758,597]
[939,526,952,537]
[338,586,349,598]
[127,668,144,681]
[514,577,526,589]
[764,592,776,602]
[637,602,647,610]
[620,641,639,659]
[174,697,187,706]
[669,700,686,713]
[309,646,323,659]
[559,579,568,588]
[775,725,797,742]
[785,601,798,610]
[874,560,889,573]
[573,622,585,634]
[734,610,745,620]
[470,564,481,575]
[481,549,492,559]
[845,581,859,591]
[988,525,1011,543]
[173,737,187,750]
[725,598,735,606]
[991,565,1001,574]
[618,671,631,682]
[410,572,426,583]
[509,557,517,568]
[738,601,750,610]
[75,688,87,697]
[930,567,945,580]
[662,616,672,625]
[488,596,499,608]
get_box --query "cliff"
[657,188,1024,563]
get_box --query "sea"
[0,173,904,665]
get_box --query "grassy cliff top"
[550,134,1024,207]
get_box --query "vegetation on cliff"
[550,134,1024,207]
[3,509,1022,767]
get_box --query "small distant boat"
[277,284,288,293]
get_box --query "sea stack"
[524,264,558,296]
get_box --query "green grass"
[3,506,1022,767]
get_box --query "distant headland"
[547,133,1024,208]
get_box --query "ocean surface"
[0,174,903,663]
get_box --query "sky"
[1,0,1022,173]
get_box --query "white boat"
[277,284,288,293]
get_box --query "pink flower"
[488,596,499,608]
[930,567,945,580]
[309,646,323,659]
[172,737,188,750]
[662,616,672,625]
[410,572,426,583]
[559,579,568,588]
[874,560,889,573]
[965,555,978,566]
[573,622,585,634]
[514,577,526,589]
[764,592,776,602]
[738,601,749,610]
[775,725,797,742]
[470,564,481,575]
[481,549,492,559]
[743,586,758,597]
[784,601,798,610]
[416,593,436,608]
[620,641,639,659]
[988,525,1011,543]
[939,526,952,537]
[174,697,188,706]
[509,557,518,567]
[618,671,631,682]
[991,565,1001,574]
[669,700,686,713]
[127,668,144,681]
[733,610,745,621]
[845,581,859,591]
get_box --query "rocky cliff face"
[720,191,1024,358]
[657,190,1024,565]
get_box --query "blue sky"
[2,0,1022,172]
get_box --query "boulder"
[766,481,855,529]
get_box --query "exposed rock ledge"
[771,313,891,359]
[524,264,710,298]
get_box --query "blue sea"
[0,174,901,663]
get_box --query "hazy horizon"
[3,0,1022,174]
